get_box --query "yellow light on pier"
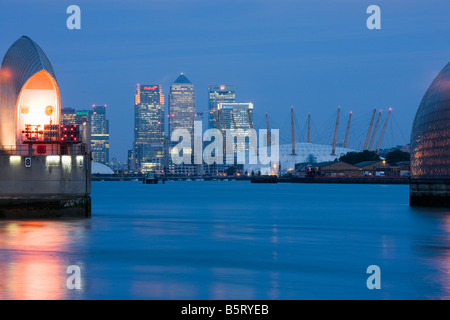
[76,156,84,167]
[46,155,60,165]
[9,155,21,165]
[62,155,72,167]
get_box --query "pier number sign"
[25,157,32,168]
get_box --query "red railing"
[0,143,89,156]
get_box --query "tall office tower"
[61,108,77,125]
[75,110,92,126]
[169,74,196,137]
[91,105,110,165]
[127,149,136,171]
[61,108,92,126]
[217,102,254,150]
[208,85,235,129]
[134,84,165,172]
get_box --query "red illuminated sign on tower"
[142,86,158,91]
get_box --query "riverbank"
[277,176,409,184]
[92,174,410,184]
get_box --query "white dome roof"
[91,161,114,175]
[243,142,355,173]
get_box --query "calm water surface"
[0,181,449,299]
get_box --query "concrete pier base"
[0,154,91,218]
[0,195,91,218]
[410,179,450,208]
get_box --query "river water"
[0,181,449,299]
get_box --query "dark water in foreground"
[0,181,449,300]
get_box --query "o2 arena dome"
[411,63,450,179]
[91,162,114,175]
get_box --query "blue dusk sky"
[0,0,449,161]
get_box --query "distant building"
[205,88,244,176]
[91,105,109,165]
[354,160,404,177]
[167,74,198,176]
[317,161,361,177]
[75,110,92,126]
[295,160,403,178]
[61,108,92,126]
[355,160,386,176]
[108,157,127,172]
[127,149,136,171]
[133,84,165,172]
[61,108,93,159]
[169,74,195,137]
[61,108,77,125]
[294,161,361,177]
[91,161,115,175]
[245,142,355,176]
[217,102,253,131]
[403,144,410,153]
[396,161,410,171]
[208,85,235,129]
[217,102,253,151]
[396,161,410,177]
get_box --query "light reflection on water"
[0,181,449,300]
[0,220,88,300]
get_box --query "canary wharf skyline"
[1,0,449,161]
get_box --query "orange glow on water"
[0,221,72,300]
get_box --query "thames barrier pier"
[0,36,91,218]
[410,63,450,207]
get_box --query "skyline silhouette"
[1,0,449,160]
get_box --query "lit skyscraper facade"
[134,84,165,172]
[61,108,77,125]
[208,85,235,129]
[75,110,92,126]
[127,149,136,171]
[91,105,110,165]
[217,102,254,150]
[169,74,195,137]
[61,108,92,126]
[167,74,198,176]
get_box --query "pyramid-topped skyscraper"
[173,73,191,84]
[169,73,196,137]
